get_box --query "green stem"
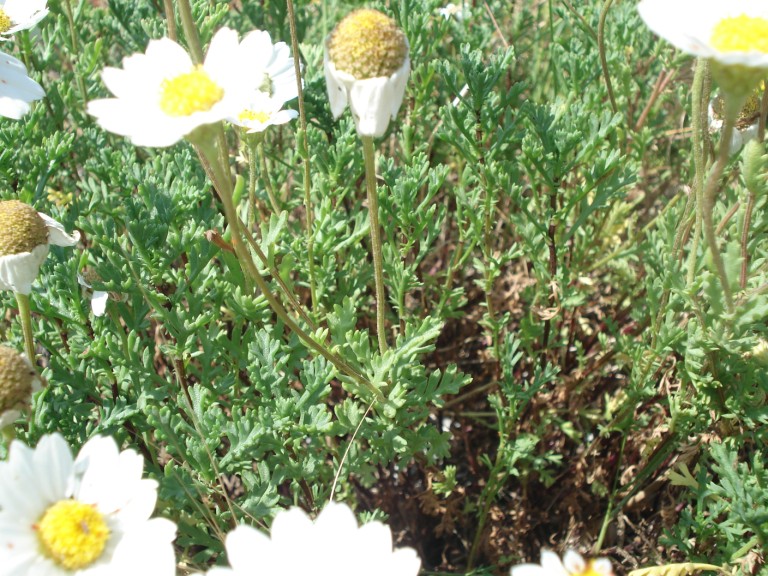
[740,191,755,290]
[476,112,500,359]
[239,220,318,332]
[597,0,617,114]
[176,0,203,63]
[285,0,318,312]
[247,140,261,231]
[15,292,35,363]
[163,0,178,41]
[687,59,708,285]
[362,136,389,354]
[62,0,88,105]
[257,138,281,213]
[197,136,384,402]
[702,114,736,313]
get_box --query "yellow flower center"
[327,9,408,79]
[36,500,111,570]
[0,9,11,33]
[239,109,271,125]
[0,200,48,256]
[711,15,768,54]
[159,65,224,117]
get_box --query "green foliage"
[3,0,768,575]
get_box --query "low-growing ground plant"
[1,1,768,575]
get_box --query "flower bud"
[324,9,410,137]
[0,200,79,294]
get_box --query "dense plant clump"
[1,1,767,575]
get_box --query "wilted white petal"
[0,50,44,119]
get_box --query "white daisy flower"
[0,50,44,119]
[638,0,768,101]
[0,433,177,575]
[324,9,410,137]
[511,549,614,576]
[88,27,264,147]
[0,345,41,429]
[0,0,48,38]
[238,29,299,107]
[202,502,421,576]
[230,90,298,133]
[0,200,79,295]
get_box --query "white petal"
[540,550,568,575]
[511,565,548,576]
[32,433,73,503]
[0,245,49,294]
[563,550,586,574]
[389,547,421,576]
[0,50,44,119]
[324,56,349,119]
[108,518,177,575]
[348,76,392,137]
[38,212,79,246]
[91,290,108,316]
[225,524,273,573]
[2,0,48,35]
[387,57,410,119]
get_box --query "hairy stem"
[62,0,88,105]
[702,114,736,313]
[197,135,384,401]
[163,0,178,41]
[176,0,203,63]
[15,292,35,363]
[362,135,389,354]
[286,0,318,312]
[597,0,617,114]
[741,191,756,290]
[686,59,708,285]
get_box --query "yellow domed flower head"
[324,9,410,137]
[638,1,768,114]
[0,200,79,295]
[0,345,40,429]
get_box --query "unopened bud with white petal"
[324,9,410,137]
[0,345,41,429]
[0,200,79,294]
